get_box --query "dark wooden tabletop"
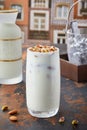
[0,44,87,130]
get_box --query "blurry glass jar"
[66,0,87,66]
[67,30,87,65]
[0,9,22,84]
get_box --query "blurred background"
[0,0,87,44]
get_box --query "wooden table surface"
[0,44,87,130]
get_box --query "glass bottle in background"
[0,9,22,84]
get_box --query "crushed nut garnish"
[29,44,57,53]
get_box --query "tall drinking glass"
[26,45,60,118]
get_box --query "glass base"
[0,74,22,84]
[28,108,58,118]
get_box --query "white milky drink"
[26,45,60,118]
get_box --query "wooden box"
[60,54,87,82]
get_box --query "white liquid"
[26,48,60,118]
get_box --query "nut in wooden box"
[60,54,87,82]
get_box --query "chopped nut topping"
[29,44,57,53]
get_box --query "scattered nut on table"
[72,120,79,125]
[8,109,18,115]
[58,116,65,123]
[9,116,18,122]
[1,105,8,111]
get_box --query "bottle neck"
[0,9,18,23]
